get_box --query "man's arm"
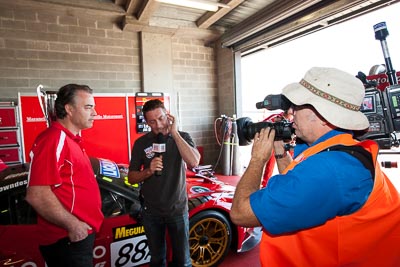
[230,128,275,227]
[168,114,200,168]
[26,186,92,242]
[171,131,200,169]
[128,134,199,183]
[273,140,293,173]
[128,167,153,184]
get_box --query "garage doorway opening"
[237,3,400,170]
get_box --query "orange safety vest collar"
[260,133,400,267]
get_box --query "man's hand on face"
[167,113,178,133]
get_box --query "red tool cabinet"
[0,104,22,164]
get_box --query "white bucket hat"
[282,67,369,130]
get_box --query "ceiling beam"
[136,0,159,22]
[125,0,139,15]
[197,0,244,29]
[122,15,221,42]
[221,0,322,47]
[26,0,124,13]
[114,0,126,6]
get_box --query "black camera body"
[236,117,294,146]
[236,94,294,146]
[255,94,291,110]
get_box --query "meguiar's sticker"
[99,158,120,178]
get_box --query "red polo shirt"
[28,122,103,245]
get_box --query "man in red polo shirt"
[26,84,104,267]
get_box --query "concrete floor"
[219,244,260,267]
[217,174,261,267]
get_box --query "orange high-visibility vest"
[260,133,400,267]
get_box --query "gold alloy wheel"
[189,210,232,267]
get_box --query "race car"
[0,157,260,267]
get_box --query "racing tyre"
[189,210,232,267]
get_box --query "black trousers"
[39,233,95,267]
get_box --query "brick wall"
[0,4,141,99]
[0,3,229,166]
[172,38,220,165]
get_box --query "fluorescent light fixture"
[156,0,229,12]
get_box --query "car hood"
[186,174,236,203]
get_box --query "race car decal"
[114,224,145,241]
[0,258,24,266]
[2,171,29,181]
[0,259,37,267]
[190,185,211,193]
[21,262,37,267]
[93,246,107,267]
[99,158,120,178]
[111,224,150,267]
[0,179,27,193]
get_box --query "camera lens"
[236,117,295,146]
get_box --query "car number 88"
[110,235,151,267]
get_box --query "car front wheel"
[189,210,232,267]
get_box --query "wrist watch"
[274,151,287,159]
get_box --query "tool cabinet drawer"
[0,130,18,146]
[0,107,18,128]
[0,147,21,164]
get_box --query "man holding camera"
[231,67,400,266]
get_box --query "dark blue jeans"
[39,233,95,267]
[143,212,192,267]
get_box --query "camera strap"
[323,145,375,180]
